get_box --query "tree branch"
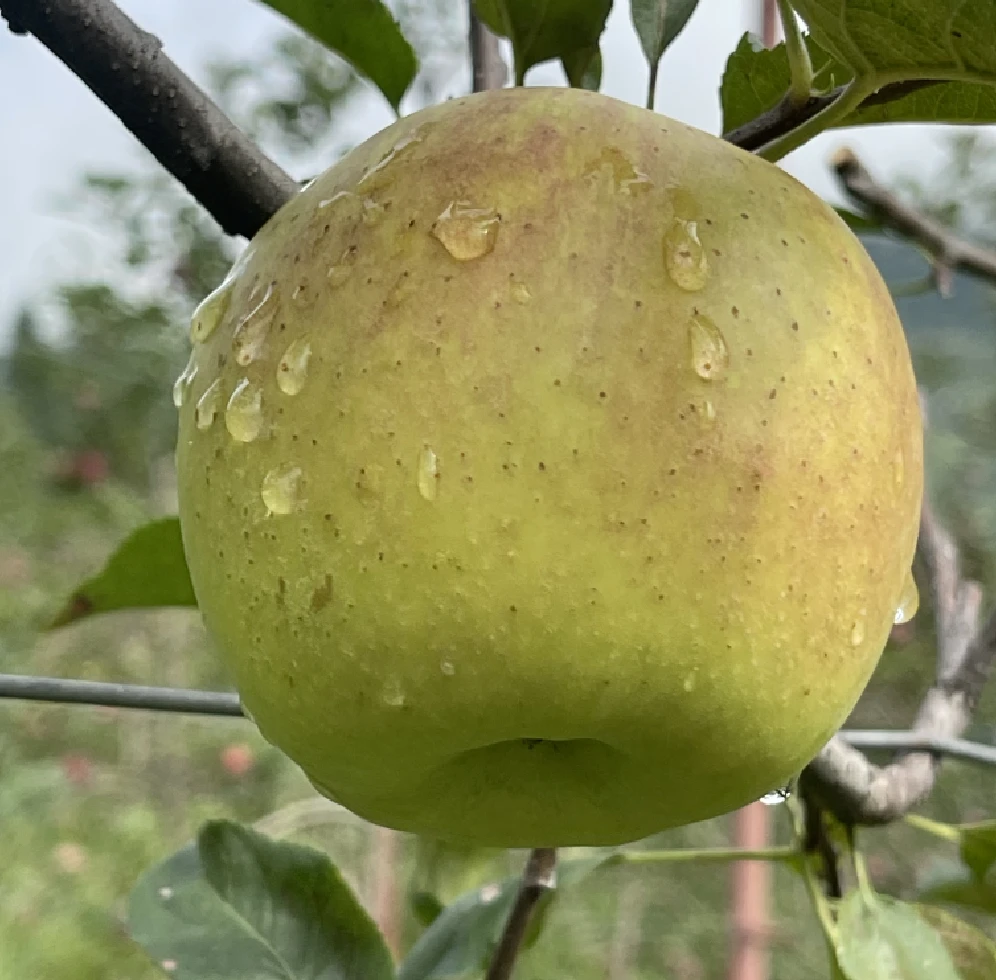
[468,3,506,93]
[485,848,557,980]
[0,0,297,239]
[724,80,944,155]
[832,147,996,291]
[802,486,996,824]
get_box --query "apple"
[175,87,922,847]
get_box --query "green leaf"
[50,517,195,628]
[835,207,882,233]
[790,0,996,82]
[835,891,962,980]
[561,44,603,90]
[721,31,996,143]
[916,906,996,980]
[473,0,612,85]
[960,821,996,881]
[629,0,700,69]
[398,876,518,980]
[255,0,418,111]
[398,855,609,980]
[918,862,996,915]
[129,819,394,980]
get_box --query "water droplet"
[172,350,198,408]
[195,378,222,430]
[688,314,729,381]
[893,448,905,487]
[225,379,263,442]
[232,283,275,366]
[327,247,357,289]
[417,446,439,501]
[158,886,174,900]
[382,677,406,707]
[261,464,302,516]
[759,786,791,806]
[358,131,424,193]
[894,569,919,625]
[480,883,502,904]
[663,218,709,291]
[432,201,500,261]
[161,959,178,973]
[850,618,865,647]
[361,198,386,225]
[440,660,455,676]
[583,147,653,195]
[319,189,355,210]
[511,282,532,304]
[682,673,696,692]
[277,339,312,396]
[190,278,234,343]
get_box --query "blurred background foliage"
[2,5,996,979]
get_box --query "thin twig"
[832,147,996,290]
[724,80,944,155]
[0,0,296,239]
[468,3,506,93]
[485,848,557,980]
[2,672,995,766]
[0,673,243,716]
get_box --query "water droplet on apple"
[688,314,729,381]
[849,618,865,647]
[357,131,424,193]
[158,886,174,900]
[759,785,791,806]
[894,569,919,624]
[432,202,500,261]
[225,378,263,442]
[190,277,235,343]
[261,464,302,516]
[327,247,357,289]
[361,198,385,225]
[682,673,696,692]
[172,349,198,408]
[663,218,708,291]
[511,282,532,304]
[195,378,222,430]
[277,338,312,396]
[417,446,439,501]
[582,147,653,195]
[232,283,275,366]
[382,678,406,707]
[440,660,455,676]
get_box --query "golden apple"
[175,87,922,846]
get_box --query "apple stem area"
[486,848,558,980]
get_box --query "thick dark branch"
[802,487,996,824]
[1,0,297,239]
[724,80,944,155]
[833,147,996,290]
[468,4,506,93]
[485,848,557,980]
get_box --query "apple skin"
[175,87,922,847]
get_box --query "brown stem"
[485,848,557,980]
[468,3,506,93]
[0,0,296,239]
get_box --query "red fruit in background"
[62,752,94,787]
[220,742,254,777]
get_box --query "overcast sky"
[0,0,954,347]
